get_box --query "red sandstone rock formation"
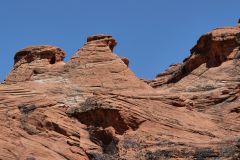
[0,27,240,160]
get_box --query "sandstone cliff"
[0,27,239,159]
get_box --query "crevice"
[50,56,56,64]
[44,121,68,136]
[230,107,240,113]
[88,126,119,155]
[18,104,39,135]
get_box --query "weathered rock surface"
[0,28,240,160]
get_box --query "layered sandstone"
[0,28,240,160]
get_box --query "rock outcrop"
[6,46,66,82]
[150,27,240,87]
[0,27,240,160]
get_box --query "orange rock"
[0,28,240,159]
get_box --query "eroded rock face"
[14,45,65,64]
[87,34,117,51]
[66,34,150,93]
[150,27,240,86]
[6,45,65,83]
[0,28,240,160]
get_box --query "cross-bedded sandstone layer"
[0,28,240,160]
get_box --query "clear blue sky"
[1,0,239,82]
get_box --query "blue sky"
[1,0,240,81]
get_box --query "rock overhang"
[190,27,240,54]
[14,45,65,65]
[151,25,240,87]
